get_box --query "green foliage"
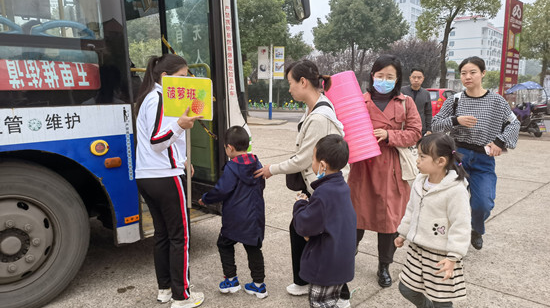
[387,39,441,88]
[520,0,550,85]
[446,60,459,79]
[416,0,500,87]
[237,0,288,54]
[313,0,408,71]
[482,70,500,90]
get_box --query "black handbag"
[286,171,307,191]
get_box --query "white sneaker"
[286,283,309,296]
[337,298,351,308]
[157,289,172,303]
[171,291,204,308]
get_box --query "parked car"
[427,88,456,116]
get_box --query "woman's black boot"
[377,262,392,288]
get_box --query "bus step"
[141,206,215,238]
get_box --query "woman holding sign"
[135,54,204,308]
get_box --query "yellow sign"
[162,76,213,120]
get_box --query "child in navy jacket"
[199,126,267,298]
[293,134,357,308]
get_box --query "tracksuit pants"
[137,175,191,300]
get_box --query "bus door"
[125,0,249,220]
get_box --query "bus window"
[125,0,162,70]
[0,0,102,39]
[0,0,132,107]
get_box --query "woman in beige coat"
[254,60,349,299]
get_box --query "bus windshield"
[0,0,103,39]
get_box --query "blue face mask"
[316,164,326,179]
[373,78,396,94]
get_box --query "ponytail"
[450,150,468,181]
[135,54,188,115]
[320,74,332,92]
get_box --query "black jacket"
[401,86,432,135]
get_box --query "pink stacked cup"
[325,71,381,164]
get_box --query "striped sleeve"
[146,92,185,152]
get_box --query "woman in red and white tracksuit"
[135,54,204,308]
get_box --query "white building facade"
[394,0,423,37]
[446,16,503,71]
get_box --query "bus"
[0,0,309,307]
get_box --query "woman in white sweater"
[395,133,470,308]
[254,60,349,299]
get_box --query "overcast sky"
[290,0,535,46]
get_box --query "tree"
[386,38,441,88]
[520,0,550,86]
[237,0,312,104]
[483,70,500,90]
[313,0,408,73]
[416,0,500,88]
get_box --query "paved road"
[43,120,550,308]
[249,110,303,123]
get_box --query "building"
[445,16,503,71]
[394,0,423,37]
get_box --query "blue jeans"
[457,147,497,235]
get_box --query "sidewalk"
[195,123,550,308]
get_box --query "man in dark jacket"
[293,135,356,307]
[401,68,432,135]
[199,126,268,299]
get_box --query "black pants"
[340,230,399,299]
[217,234,265,283]
[290,189,311,286]
[137,176,191,300]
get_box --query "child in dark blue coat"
[198,126,267,298]
[293,134,357,308]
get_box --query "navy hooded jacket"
[201,154,265,246]
[293,172,356,286]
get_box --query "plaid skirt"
[309,284,343,308]
[399,243,466,302]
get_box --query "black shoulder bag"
[285,101,333,191]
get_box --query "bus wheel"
[0,160,89,308]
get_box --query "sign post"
[499,0,524,98]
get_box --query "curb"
[247,117,288,126]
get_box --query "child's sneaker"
[171,291,204,308]
[244,282,268,299]
[157,288,172,303]
[219,277,241,293]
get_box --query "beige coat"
[270,94,349,194]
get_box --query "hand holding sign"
[177,107,203,129]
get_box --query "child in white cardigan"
[395,133,470,308]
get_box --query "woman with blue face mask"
[345,54,422,290]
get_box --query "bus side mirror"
[292,0,311,21]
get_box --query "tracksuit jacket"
[135,83,187,179]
